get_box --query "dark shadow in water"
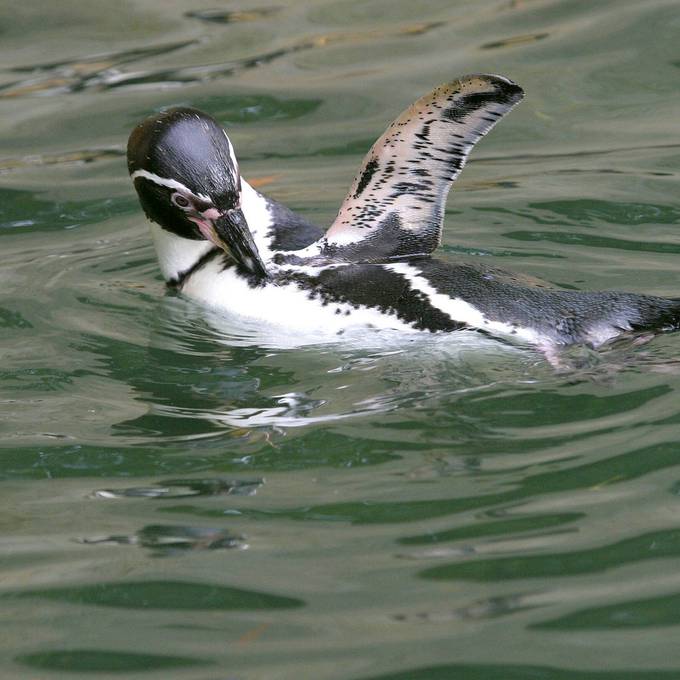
[6,580,304,610]
[386,383,672,458]
[8,41,196,74]
[504,231,680,254]
[356,663,680,680]
[489,200,680,227]
[16,649,208,673]
[79,524,247,557]
[183,93,321,125]
[533,590,680,630]
[477,141,680,165]
[0,187,136,234]
[185,6,281,24]
[397,512,584,545]
[245,136,377,161]
[476,199,680,253]
[0,306,33,329]
[421,526,680,582]
[481,32,549,49]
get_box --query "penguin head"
[127,107,267,278]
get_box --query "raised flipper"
[320,74,524,261]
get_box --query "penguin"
[127,73,680,348]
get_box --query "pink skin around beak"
[188,208,224,249]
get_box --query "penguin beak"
[212,208,268,279]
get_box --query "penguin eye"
[171,193,192,210]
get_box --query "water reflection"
[392,591,536,623]
[356,663,680,680]
[185,7,282,24]
[91,477,263,498]
[398,512,584,545]
[17,649,209,673]
[534,590,680,630]
[6,579,305,610]
[79,524,247,556]
[0,19,444,97]
[421,527,680,582]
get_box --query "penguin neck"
[240,178,274,261]
[149,223,217,284]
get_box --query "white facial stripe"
[223,131,239,175]
[131,169,212,203]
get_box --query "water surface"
[2,1,680,678]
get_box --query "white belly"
[180,258,418,336]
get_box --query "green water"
[2,0,680,678]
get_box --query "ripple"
[185,6,281,24]
[356,662,680,680]
[392,591,537,623]
[79,524,247,556]
[481,32,549,50]
[397,512,584,545]
[501,200,680,227]
[0,21,444,97]
[420,527,680,582]
[0,188,136,233]
[186,93,321,124]
[0,147,123,175]
[90,477,263,499]
[504,230,680,254]
[158,440,680,523]
[0,39,198,97]
[0,306,33,329]
[3,0,680,676]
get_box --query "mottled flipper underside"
[323,74,524,260]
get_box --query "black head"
[127,107,267,277]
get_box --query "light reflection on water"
[2,0,680,678]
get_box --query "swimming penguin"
[127,73,680,348]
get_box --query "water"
[2,0,680,677]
